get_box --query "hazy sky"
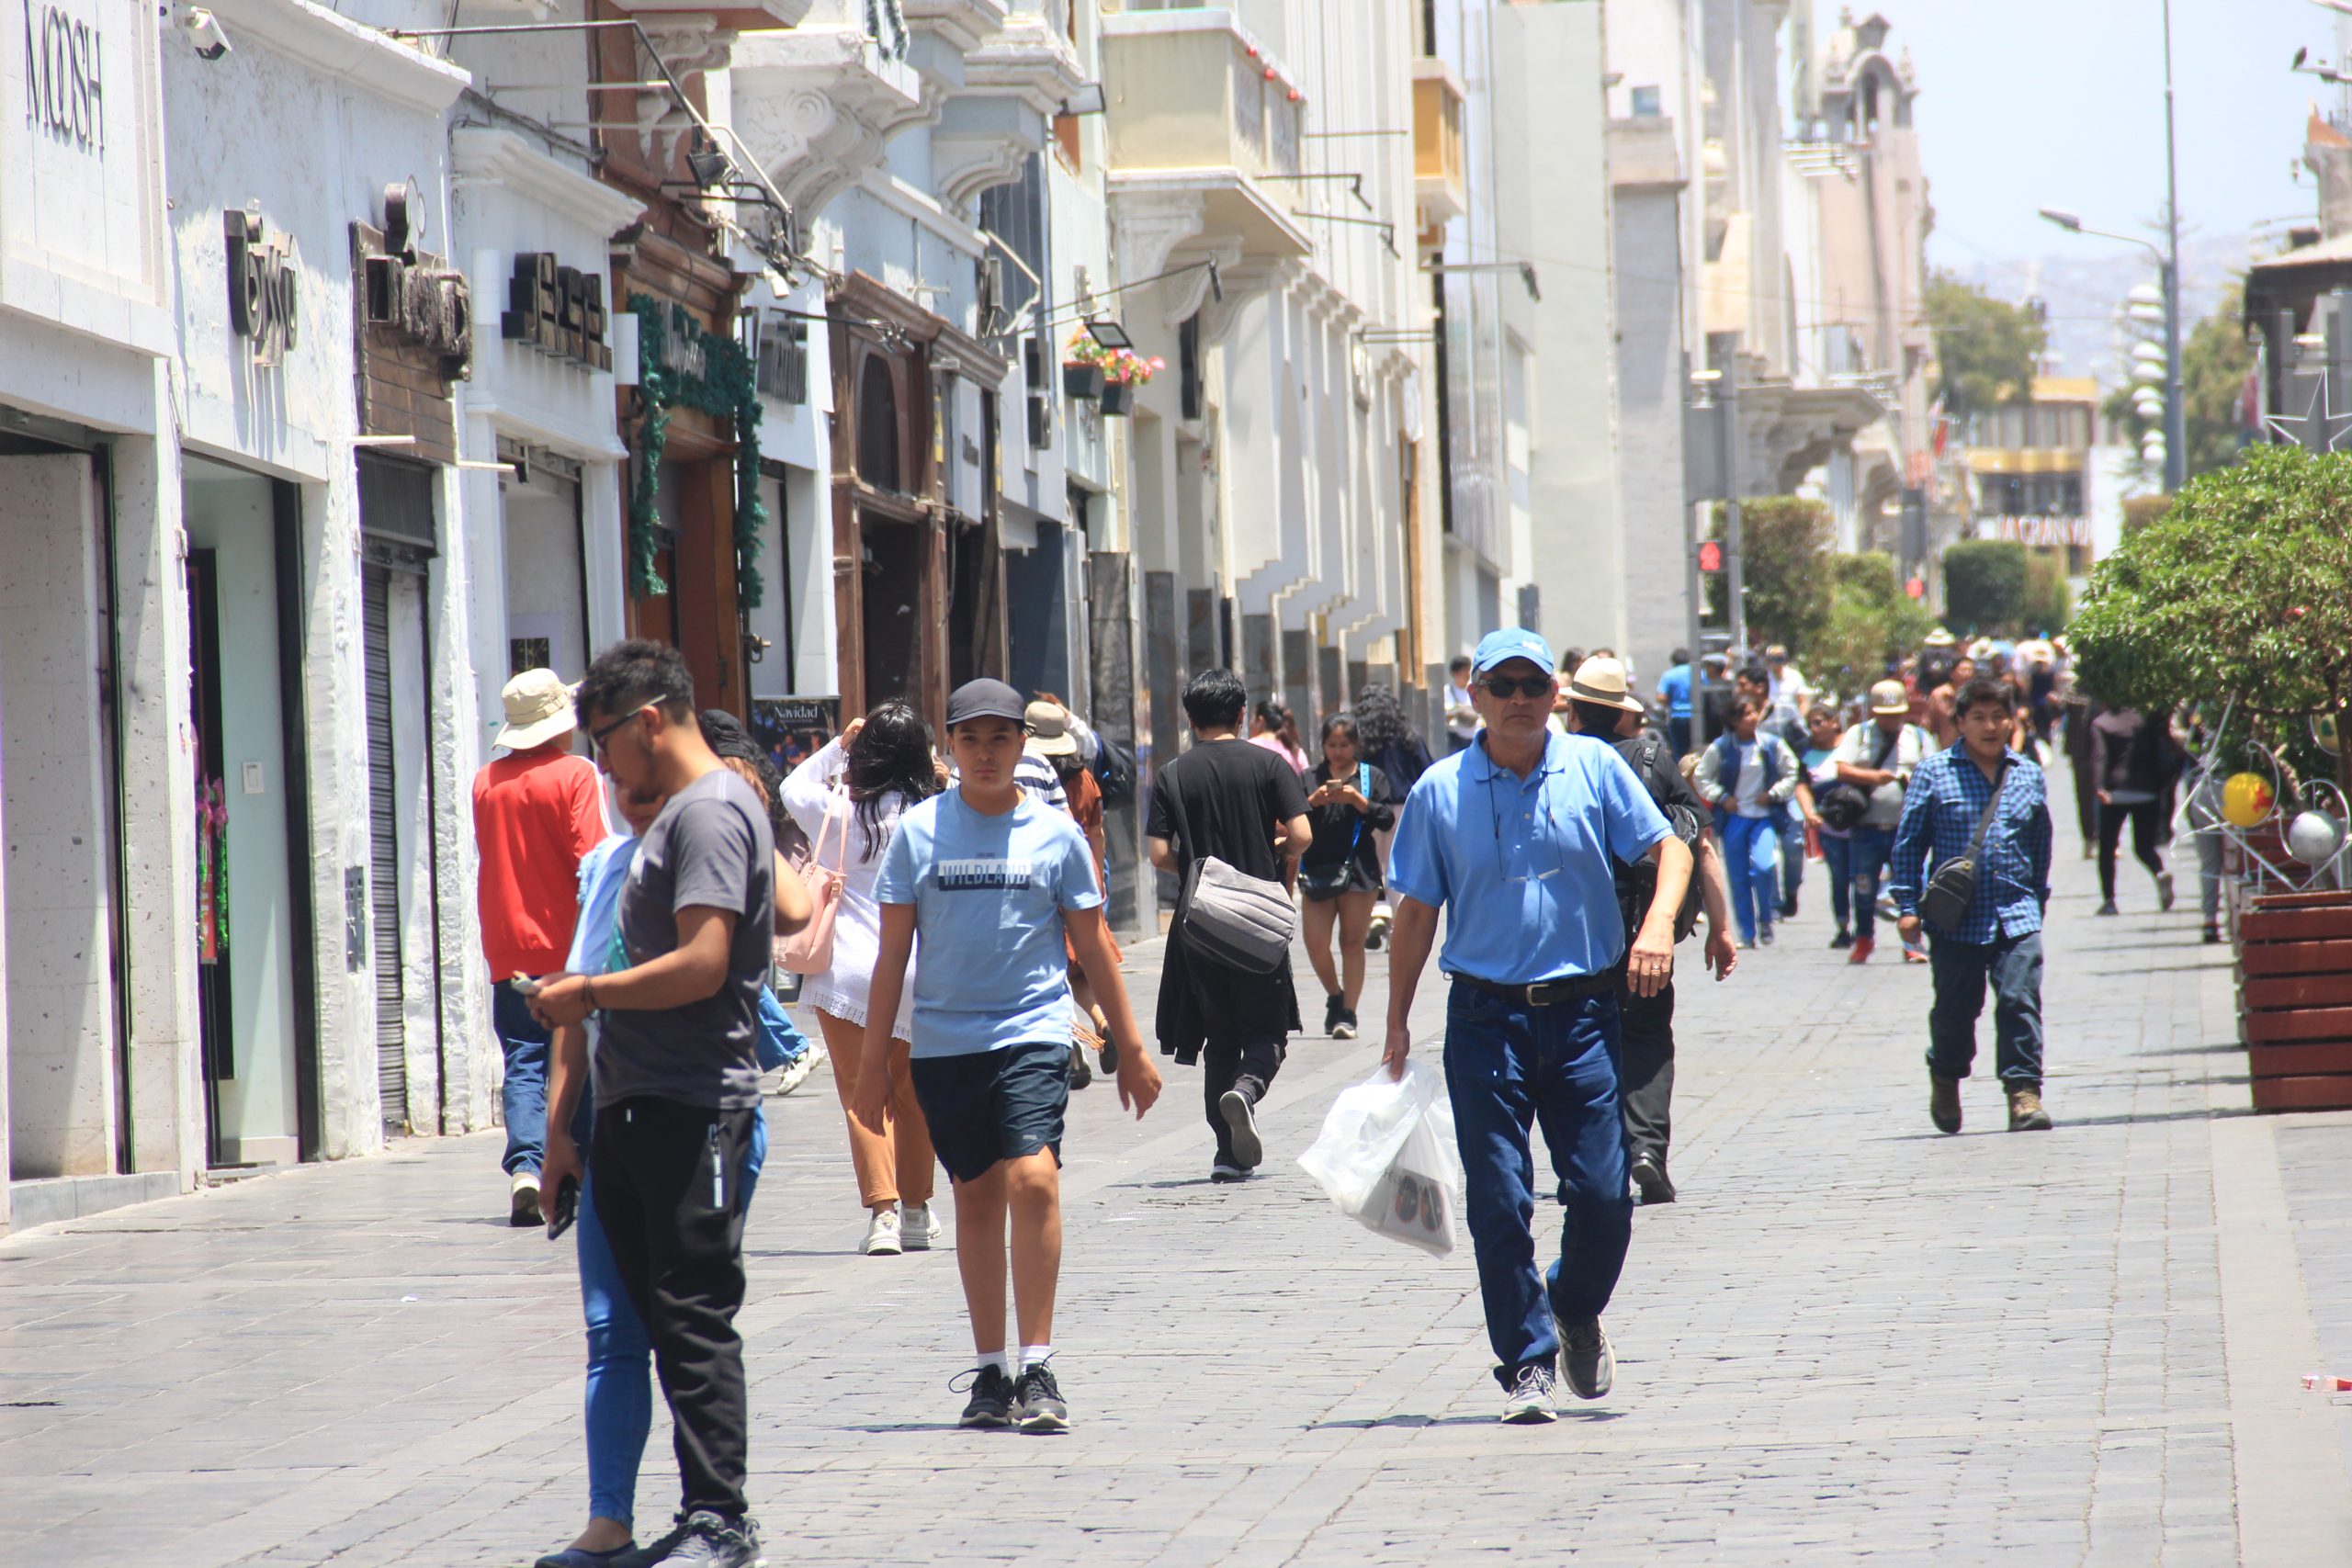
[1894,0,2328,276]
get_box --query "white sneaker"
[863,1207,903,1256]
[767,1039,826,1097]
[900,1202,943,1251]
[509,1171,542,1227]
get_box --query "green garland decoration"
[627,293,768,608]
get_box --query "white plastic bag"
[1296,1061,1464,1258]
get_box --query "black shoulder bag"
[1917,760,2010,932]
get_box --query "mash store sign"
[225,209,299,367]
[501,252,609,372]
[20,0,107,157]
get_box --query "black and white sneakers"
[1501,1361,1559,1424]
[1560,1316,1614,1401]
[1012,1363,1069,1433]
[956,1364,1014,1429]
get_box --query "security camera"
[175,6,232,61]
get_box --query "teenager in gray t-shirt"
[596,768,775,1111]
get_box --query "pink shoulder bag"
[776,791,847,975]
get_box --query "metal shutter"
[362,564,408,1132]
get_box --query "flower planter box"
[1099,381,1135,415]
[2237,889,2352,1111]
[1063,363,1105,400]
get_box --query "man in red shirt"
[472,668,607,1224]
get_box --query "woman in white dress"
[784,701,944,1257]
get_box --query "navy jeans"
[1442,982,1633,1387]
[1846,825,1894,942]
[492,981,550,1177]
[1926,930,2045,1088]
[1820,831,1853,930]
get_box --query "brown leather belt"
[1447,971,1615,1008]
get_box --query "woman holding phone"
[1296,714,1397,1039]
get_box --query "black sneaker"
[661,1511,759,1568]
[1068,1043,1092,1089]
[1332,1006,1358,1041]
[1218,1089,1264,1168]
[1323,993,1345,1036]
[1209,1161,1249,1183]
[1829,929,1852,950]
[609,1517,688,1568]
[1561,1316,1614,1400]
[956,1364,1014,1428]
[1630,1153,1676,1205]
[1012,1362,1069,1433]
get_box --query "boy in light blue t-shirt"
[860,679,1161,1436]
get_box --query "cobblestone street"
[6,839,2352,1565]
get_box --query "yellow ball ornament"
[2222,772,2276,829]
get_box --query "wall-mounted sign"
[21,1,106,157]
[351,184,473,463]
[501,252,609,371]
[752,311,808,405]
[225,209,298,367]
[656,299,707,380]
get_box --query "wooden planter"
[1062,363,1104,400]
[2237,888,2352,1111]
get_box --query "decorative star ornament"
[2262,364,2352,451]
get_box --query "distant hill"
[1937,229,2263,390]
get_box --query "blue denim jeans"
[1845,825,1894,942]
[1820,831,1853,930]
[577,1107,767,1527]
[1721,814,1781,943]
[1442,981,1633,1386]
[1927,931,2045,1089]
[492,981,550,1177]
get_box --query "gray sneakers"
[660,1511,761,1568]
[1561,1316,1613,1400]
[1501,1361,1559,1424]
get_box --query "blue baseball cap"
[1471,626,1556,676]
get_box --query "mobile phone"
[509,975,544,998]
[546,1174,579,1240]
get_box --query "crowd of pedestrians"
[455,606,2197,1557]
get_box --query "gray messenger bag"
[1161,771,1297,974]
[1917,760,2009,932]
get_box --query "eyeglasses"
[1479,674,1554,701]
[588,700,659,757]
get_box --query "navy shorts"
[909,1039,1069,1184]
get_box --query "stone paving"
[6,811,2352,1564]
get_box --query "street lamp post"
[2037,0,2185,492]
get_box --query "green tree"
[1704,496,1834,653]
[1942,538,2029,633]
[2020,551,2072,637]
[1925,270,2047,417]
[2069,445,2352,795]
[1810,551,1937,700]
[2104,285,2257,486]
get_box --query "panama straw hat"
[1566,656,1644,715]
[495,668,577,750]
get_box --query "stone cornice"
[451,129,648,238]
[903,0,1010,58]
[731,27,932,220]
[205,0,470,113]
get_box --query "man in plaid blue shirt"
[1891,677,2055,1134]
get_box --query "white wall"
[0,455,118,1179]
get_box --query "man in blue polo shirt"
[1383,627,1692,1425]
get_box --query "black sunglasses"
[588,700,657,755]
[1480,674,1554,701]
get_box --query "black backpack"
[1614,732,1705,943]
[1092,735,1137,807]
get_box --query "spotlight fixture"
[1085,317,1134,351]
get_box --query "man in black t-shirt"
[1561,658,1737,1206]
[1147,668,1314,1181]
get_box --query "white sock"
[1020,1344,1053,1372]
[979,1349,1011,1378]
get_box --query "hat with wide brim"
[1024,699,1081,758]
[1565,656,1644,715]
[496,667,578,750]
[1923,627,1956,649]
